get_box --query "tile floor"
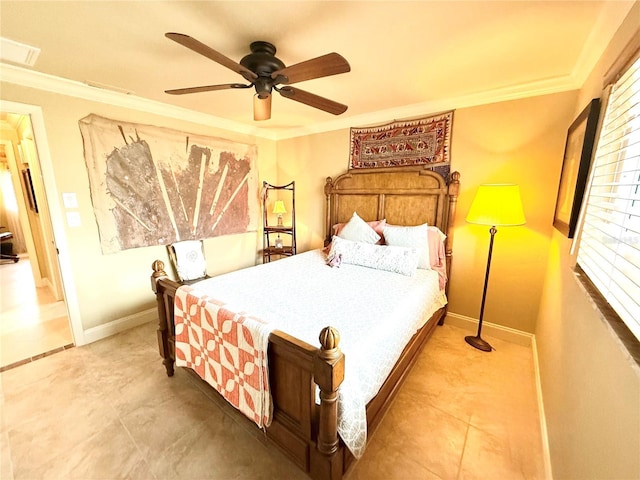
[0,320,545,479]
[0,257,74,370]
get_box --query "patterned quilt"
[174,286,274,428]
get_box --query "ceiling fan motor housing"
[240,41,285,97]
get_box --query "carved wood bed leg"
[151,260,175,377]
[311,326,345,480]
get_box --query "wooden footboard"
[151,260,443,480]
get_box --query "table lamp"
[273,200,286,226]
[465,184,526,352]
[273,200,286,249]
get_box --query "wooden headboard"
[324,168,460,287]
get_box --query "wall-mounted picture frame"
[21,167,39,214]
[553,98,601,238]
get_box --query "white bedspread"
[185,249,446,458]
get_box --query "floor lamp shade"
[466,184,526,227]
[465,184,526,351]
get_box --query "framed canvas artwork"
[553,98,601,238]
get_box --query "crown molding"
[1,62,579,142]
[571,0,636,87]
[275,75,579,140]
[0,64,279,140]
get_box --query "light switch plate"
[66,211,81,227]
[62,192,78,209]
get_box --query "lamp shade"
[466,184,526,226]
[272,200,286,215]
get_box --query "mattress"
[183,249,447,457]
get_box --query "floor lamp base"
[465,335,493,352]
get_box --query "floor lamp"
[465,184,526,352]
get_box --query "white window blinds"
[577,53,640,342]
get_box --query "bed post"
[442,171,460,324]
[311,326,345,480]
[151,260,174,377]
[324,177,335,247]
[445,171,460,266]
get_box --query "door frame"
[0,100,85,345]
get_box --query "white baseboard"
[531,336,554,480]
[80,308,156,345]
[444,312,533,346]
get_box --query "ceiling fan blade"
[277,86,347,115]
[253,94,272,121]
[271,53,350,85]
[165,83,252,95]
[165,33,257,82]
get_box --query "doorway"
[0,111,74,369]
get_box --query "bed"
[151,167,460,480]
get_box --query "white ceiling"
[0,1,636,139]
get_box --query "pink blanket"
[174,285,273,428]
[428,226,447,291]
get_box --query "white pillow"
[337,212,381,244]
[171,240,207,281]
[382,223,430,269]
[328,236,420,276]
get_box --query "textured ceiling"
[0,1,635,137]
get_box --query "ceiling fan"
[164,33,351,121]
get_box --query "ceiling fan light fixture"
[254,93,272,121]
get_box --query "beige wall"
[1,83,277,332]
[277,91,576,334]
[536,3,640,479]
[275,129,351,250]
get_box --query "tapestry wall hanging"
[349,111,453,178]
[79,114,259,254]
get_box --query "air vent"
[0,37,41,67]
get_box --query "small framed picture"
[553,98,601,238]
[21,167,39,213]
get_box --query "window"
[576,50,640,353]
